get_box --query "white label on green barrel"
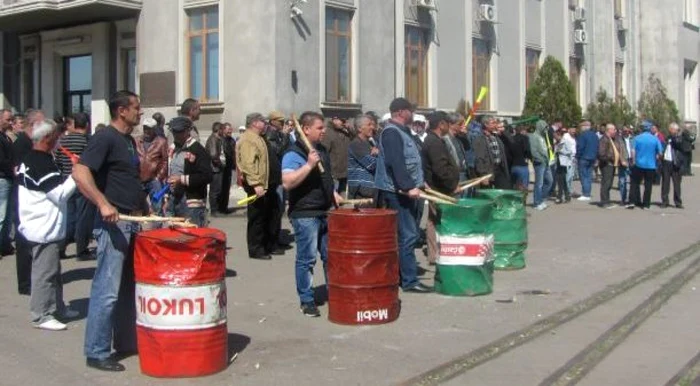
[136,281,227,330]
[437,234,494,266]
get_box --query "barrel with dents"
[134,227,228,378]
[327,208,400,325]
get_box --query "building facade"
[0,0,698,136]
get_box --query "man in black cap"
[421,111,460,264]
[166,116,213,226]
[374,98,432,293]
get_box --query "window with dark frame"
[405,26,429,107]
[569,57,582,103]
[615,62,624,98]
[325,7,353,103]
[525,48,540,90]
[186,6,219,101]
[472,38,491,111]
[63,55,92,116]
[123,48,137,93]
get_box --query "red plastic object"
[133,227,228,378]
[327,208,400,325]
[58,146,80,164]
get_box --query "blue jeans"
[565,164,575,194]
[84,216,140,360]
[618,165,631,203]
[63,192,95,257]
[533,163,553,206]
[381,192,420,289]
[510,165,530,189]
[143,179,164,215]
[291,216,328,305]
[0,178,12,252]
[188,206,207,227]
[578,158,595,197]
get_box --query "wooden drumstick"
[341,198,374,206]
[291,113,325,174]
[457,174,493,192]
[119,215,187,223]
[423,188,458,203]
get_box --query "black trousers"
[661,160,682,206]
[630,166,655,208]
[493,167,512,190]
[556,165,570,200]
[11,184,31,294]
[599,164,615,205]
[244,185,281,257]
[209,172,222,214]
[218,166,233,213]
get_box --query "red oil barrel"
[134,227,228,378]
[327,208,400,325]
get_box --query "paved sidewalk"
[1,175,699,385]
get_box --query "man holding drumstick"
[73,90,147,372]
[282,111,343,318]
[375,98,433,293]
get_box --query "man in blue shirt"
[628,120,663,209]
[375,98,432,293]
[282,111,343,318]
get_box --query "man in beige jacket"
[236,112,283,260]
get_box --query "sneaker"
[58,308,80,320]
[625,204,635,209]
[535,203,548,211]
[577,196,591,201]
[300,303,321,317]
[604,204,618,209]
[34,318,67,331]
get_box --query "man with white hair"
[17,119,79,331]
[411,114,428,142]
[661,122,691,208]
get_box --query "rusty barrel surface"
[134,227,228,378]
[328,208,400,325]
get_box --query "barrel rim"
[329,208,397,217]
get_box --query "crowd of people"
[0,89,696,371]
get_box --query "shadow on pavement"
[226,269,237,278]
[313,285,328,306]
[67,297,89,321]
[228,333,251,365]
[62,267,96,285]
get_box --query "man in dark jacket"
[265,111,289,247]
[576,120,599,201]
[661,123,692,208]
[322,116,353,194]
[205,122,225,217]
[167,117,213,227]
[421,111,459,264]
[471,116,511,189]
[219,123,236,213]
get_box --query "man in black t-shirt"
[73,90,146,373]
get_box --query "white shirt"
[663,141,673,161]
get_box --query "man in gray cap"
[237,112,283,260]
[165,116,213,226]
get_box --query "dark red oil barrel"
[134,227,228,378]
[327,208,400,325]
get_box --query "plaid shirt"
[487,135,502,165]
